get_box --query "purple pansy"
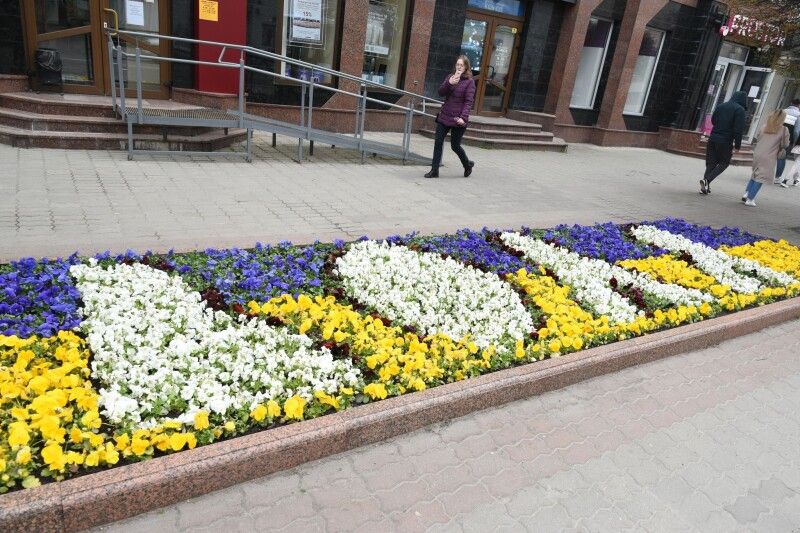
[544,222,666,263]
[0,255,83,338]
[170,242,329,304]
[642,218,764,249]
[415,229,528,275]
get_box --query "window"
[570,17,613,109]
[282,0,340,84]
[623,28,665,115]
[362,0,410,87]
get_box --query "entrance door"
[22,1,170,97]
[461,12,522,116]
[103,0,171,98]
[738,67,774,142]
[23,0,106,94]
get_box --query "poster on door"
[365,0,396,57]
[125,0,145,27]
[290,0,324,44]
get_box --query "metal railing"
[105,22,442,162]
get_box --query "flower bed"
[1,219,799,493]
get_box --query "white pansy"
[501,232,711,323]
[629,225,791,293]
[70,262,360,429]
[334,240,532,348]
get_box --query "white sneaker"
[744,199,757,206]
[780,181,789,188]
[794,180,800,187]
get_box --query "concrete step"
[0,123,247,151]
[452,128,554,141]
[666,148,753,166]
[0,107,205,136]
[419,128,567,152]
[468,120,543,134]
[0,93,118,118]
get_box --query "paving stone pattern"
[97,320,800,532]
[3,133,800,262]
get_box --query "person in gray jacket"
[700,91,747,194]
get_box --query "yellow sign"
[199,0,218,21]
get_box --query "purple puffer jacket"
[437,75,476,128]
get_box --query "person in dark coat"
[700,91,748,194]
[425,55,476,179]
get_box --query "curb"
[3,297,800,532]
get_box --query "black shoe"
[424,170,439,179]
[464,161,474,177]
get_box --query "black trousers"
[431,122,470,170]
[704,140,734,184]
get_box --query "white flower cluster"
[70,262,360,429]
[629,225,786,293]
[335,240,533,348]
[501,232,711,323]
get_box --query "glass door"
[22,1,170,97]
[24,0,107,94]
[480,22,519,114]
[102,0,171,98]
[738,67,774,143]
[461,12,521,116]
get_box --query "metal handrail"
[111,28,442,106]
[105,25,436,163]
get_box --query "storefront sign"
[720,15,785,47]
[290,0,324,44]
[199,0,218,22]
[365,0,397,56]
[126,0,145,26]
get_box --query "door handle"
[103,8,119,36]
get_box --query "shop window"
[623,28,665,116]
[282,0,340,84]
[362,0,410,87]
[466,0,524,18]
[570,17,613,109]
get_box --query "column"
[595,0,669,130]
[543,0,604,124]
[325,0,370,109]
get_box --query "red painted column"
[195,1,247,95]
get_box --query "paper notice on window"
[748,86,760,98]
[126,0,145,26]
[199,0,219,22]
[290,0,323,43]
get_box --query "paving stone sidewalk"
[97,319,800,532]
[3,133,800,262]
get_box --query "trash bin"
[35,48,63,88]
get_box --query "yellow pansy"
[363,383,388,400]
[194,411,210,431]
[284,395,307,420]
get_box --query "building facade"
[0,0,794,147]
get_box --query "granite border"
[2,297,800,532]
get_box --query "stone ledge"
[2,297,799,532]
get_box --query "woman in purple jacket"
[425,55,476,178]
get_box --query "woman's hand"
[449,74,460,85]
[455,117,465,126]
